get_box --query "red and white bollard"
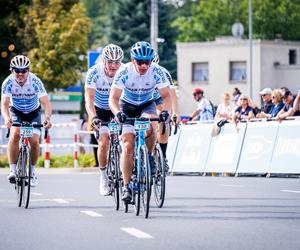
[44,134,50,168]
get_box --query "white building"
[176,37,300,116]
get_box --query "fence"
[167,117,300,176]
[1,118,300,175]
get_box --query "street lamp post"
[151,0,158,52]
[248,0,253,99]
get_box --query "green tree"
[0,0,30,83]
[23,0,91,90]
[173,0,300,42]
[81,0,115,49]
[108,0,177,78]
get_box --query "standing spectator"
[292,90,300,116]
[256,89,284,118]
[276,90,295,120]
[232,94,254,129]
[190,88,214,122]
[215,92,235,121]
[256,88,273,118]
[232,87,242,106]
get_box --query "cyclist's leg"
[95,108,113,195]
[7,112,21,182]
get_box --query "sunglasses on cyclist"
[106,60,121,65]
[135,60,151,66]
[13,68,29,74]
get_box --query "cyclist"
[85,44,124,196]
[152,52,179,172]
[109,41,171,202]
[1,55,52,187]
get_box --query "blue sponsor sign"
[88,51,101,68]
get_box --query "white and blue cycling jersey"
[1,72,47,114]
[153,65,174,101]
[112,62,169,106]
[85,62,115,110]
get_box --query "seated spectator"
[191,88,214,122]
[215,92,235,121]
[292,90,300,116]
[232,94,255,122]
[232,87,242,106]
[276,90,295,120]
[255,88,273,118]
[256,89,284,118]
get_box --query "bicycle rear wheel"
[140,146,151,218]
[153,144,166,208]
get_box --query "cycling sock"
[31,165,36,174]
[9,164,16,172]
[159,143,168,158]
[99,164,107,171]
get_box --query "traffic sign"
[88,50,101,68]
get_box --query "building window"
[289,49,297,65]
[192,62,209,83]
[230,61,247,82]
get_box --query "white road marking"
[220,184,243,188]
[80,172,95,175]
[31,192,43,196]
[121,227,153,239]
[80,210,103,217]
[280,190,300,194]
[52,198,72,204]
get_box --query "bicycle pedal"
[9,179,16,184]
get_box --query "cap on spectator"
[193,88,204,95]
[259,88,272,95]
[283,90,292,98]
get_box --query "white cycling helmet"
[10,55,31,69]
[152,51,160,64]
[102,44,124,61]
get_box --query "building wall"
[177,38,300,116]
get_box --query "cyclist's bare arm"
[158,87,171,113]
[40,95,52,128]
[109,87,122,115]
[1,96,11,127]
[170,87,179,118]
[85,88,97,119]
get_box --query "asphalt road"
[0,168,300,250]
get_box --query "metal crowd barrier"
[167,117,300,176]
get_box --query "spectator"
[292,90,300,116]
[276,90,295,121]
[215,92,235,121]
[190,88,214,122]
[256,89,284,118]
[256,88,273,118]
[232,87,242,106]
[232,94,254,129]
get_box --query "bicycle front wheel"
[16,151,23,207]
[22,148,31,209]
[153,144,166,208]
[140,146,151,218]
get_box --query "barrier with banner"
[166,127,181,172]
[237,121,279,174]
[172,124,212,173]
[269,119,300,174]
[204,122,247,174]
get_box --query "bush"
[0,155,9,168]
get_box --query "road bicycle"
[152,117,178,208]
[106,121,122,210]
[123,117,160,219]
[7,122,47,209]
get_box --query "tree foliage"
[23,0,91,90]
[81,0,115,48]
[173,0,300,42]
[108,0,177,77]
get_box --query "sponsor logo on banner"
[275,137,300,157]
[244,136,272,160]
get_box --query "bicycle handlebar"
[6,122,48,139]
